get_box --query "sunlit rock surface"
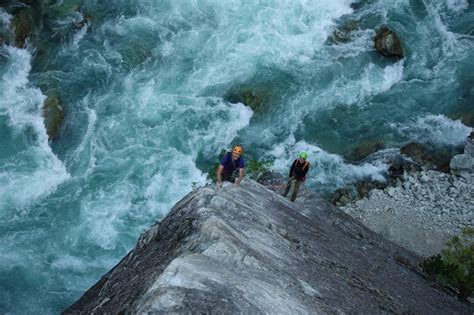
[64,180,472,314]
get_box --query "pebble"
[420,174,430,183]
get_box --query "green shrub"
[245,159,273,180]
[421,227,474,301]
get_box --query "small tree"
[421,228,474,301]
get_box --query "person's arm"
[217,164,224,187]
[235,167,244,186]
[217,153,229,188]
[301,163,310,178]
[289,160,296,178]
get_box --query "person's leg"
[290,180,302,202]
[282,178,293,197]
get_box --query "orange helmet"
[232,145,243,155]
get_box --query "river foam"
[1,0,473,313]
[0,46,70,212]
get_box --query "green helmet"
[299,151,308,159]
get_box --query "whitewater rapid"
[0,0,473,313]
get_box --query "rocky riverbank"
[339,133,474,257]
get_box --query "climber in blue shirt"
[217,145,245,188]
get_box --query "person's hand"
[234,182,240,187]
[217,181,222,189]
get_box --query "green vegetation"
[421,227,474,301]
[245,159,273,180]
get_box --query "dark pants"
[282,178,303,202]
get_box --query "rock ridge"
[64,180,472,314]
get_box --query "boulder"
[374,26,404,59]
[400,142,434,168]
[387,156,419,183]
[466,132,474,154]
[42,92,64,139]
[330,187,355,206]
[450,136,474,174]
[356,180,387,198]
[63,180,472,314]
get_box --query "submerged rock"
[73,14,92,29]
[224,86,271,114]
[328,20,360,45]
[1,1,43,48]
[11,7,35,48]
[65,180,472,314]
[42,0,82,17]
[346,139,385,161]
[42,92,64,139]
[450,111,474,128]
[374,26,404,59]
[350,0,376,10]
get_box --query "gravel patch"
[340,170,473,257]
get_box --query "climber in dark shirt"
[282,152,310,202]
